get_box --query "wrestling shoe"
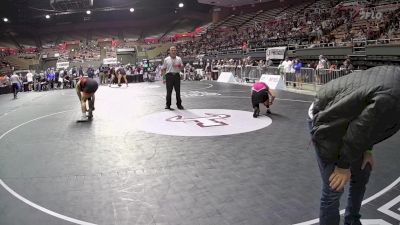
[253,107,260,118]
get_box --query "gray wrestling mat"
[0,81,399,225]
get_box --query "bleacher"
[206,15,235,31]
[5,55,38,70]
[241,8,283,28]
[145,43,173,59]
[383,10,400,39]
[222,11,261,28]
[331,1,400,43]
[0,58,16,74]
[0,41,18,48]
[194,22,213,37]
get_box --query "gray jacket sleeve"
[337,94,396,168]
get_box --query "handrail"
[212,65,355,91]
[202,37,400,57]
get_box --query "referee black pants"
[165,73,182,107]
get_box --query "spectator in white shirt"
[10,74,22,99]
[26,70,33,91]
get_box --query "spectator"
[10,73,22,99]
[266,57,273,67]
[293,58,303,88]
[26,70,33,91]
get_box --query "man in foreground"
[309,66,400,225]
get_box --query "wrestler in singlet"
[251,82,275,118]
[76,77,99,120]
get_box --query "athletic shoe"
[253,107,260,118]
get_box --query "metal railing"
[242,66,262,81]
[284,68,316,90]
[217,65,281,81]
[315,69,351,85]
[217,66,354,91]
[203,37,400,56]
[366,38,400,45]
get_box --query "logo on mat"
[137,109,272,137]
[166,113,230,127]
[181,91,221,97]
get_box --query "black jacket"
[311,66,400,169]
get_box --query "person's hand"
[329,167,351,192]
[269,96,275,105]
[361,151,374,170]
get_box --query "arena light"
[86,10,91,15]
[129,8,134,12]
[45,15,50,19]
[3,18,8,22]
[179,3,184,8]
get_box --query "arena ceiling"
[0,0,287,42]
[0,0,212,27]
[198,0,273,7]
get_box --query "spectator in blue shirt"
[47,69,55,89]
[293,58,303,88]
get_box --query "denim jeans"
[308,119,372,225]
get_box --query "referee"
[162,46,184,110]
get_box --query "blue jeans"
[309,119,371,225]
